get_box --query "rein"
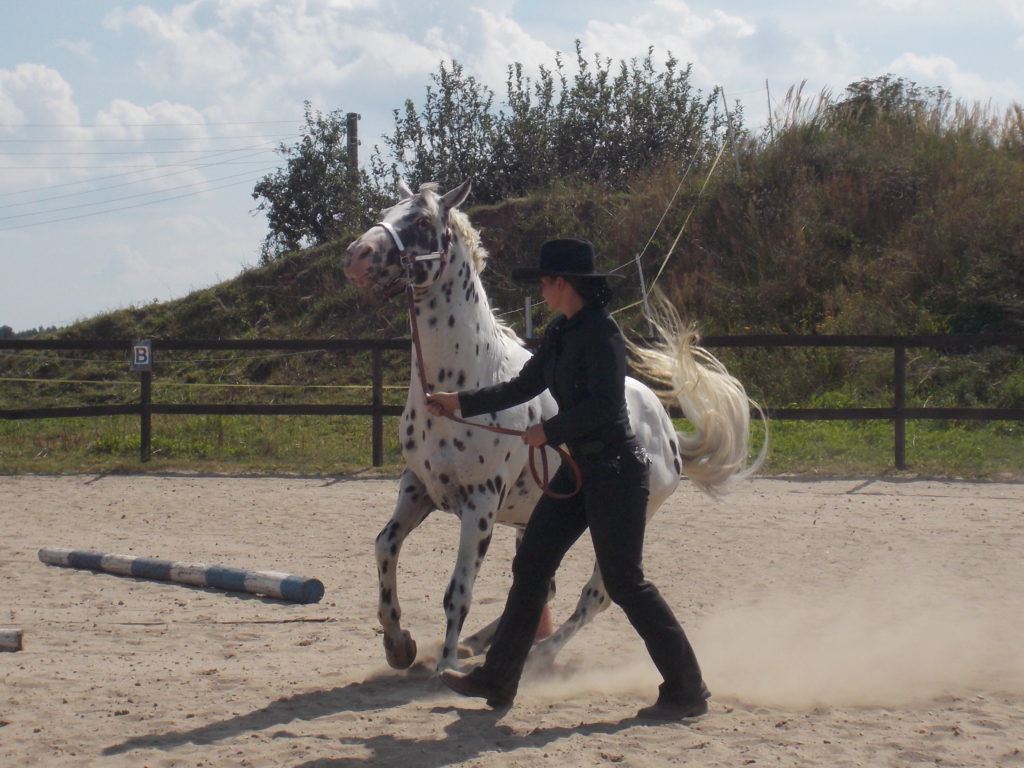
[379,221,582,500]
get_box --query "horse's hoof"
[383,630,417,669]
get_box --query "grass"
[1,413,1020,480]
[752,419,1022,479]
[0,414,405,476]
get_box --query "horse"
[343,179,762,673]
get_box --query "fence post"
[140,370,152,462]
[893,344,907,470]
[372,346,383,467]
[130,340,154,463]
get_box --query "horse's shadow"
[102,670,656,763]
[101,670,435,756]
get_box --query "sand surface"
[2,474,1022,767]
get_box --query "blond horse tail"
[628,295,767,494]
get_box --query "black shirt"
[459,304,635,452]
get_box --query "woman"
[426,237,710,720]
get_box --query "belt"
[569,440,606,456]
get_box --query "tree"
[252,102,383,262]
[371,61,499,200]
[371,43,737,203]
[254,46,740,256]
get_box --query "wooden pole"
[346,112,360,168]
[894,344,907,470]
[140,369,152,462]
[372,347,383,467]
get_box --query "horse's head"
[344,179,472,298]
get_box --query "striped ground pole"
[38,548,325,604]
[0,628,22,652]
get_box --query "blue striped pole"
[38,547,325,604]
[0,628,22,652]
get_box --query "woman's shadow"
[102,668,652,764]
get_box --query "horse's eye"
[417,217,432,230]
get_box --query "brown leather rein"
[384,222,582,499]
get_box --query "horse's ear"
[440,179,472,212]
[397,179,414,199]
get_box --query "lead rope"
[405,283,582,500]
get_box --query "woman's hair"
[566,276,614,308]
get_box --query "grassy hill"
[2,87,1022,476]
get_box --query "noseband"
[375,220,449,295]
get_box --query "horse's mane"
[418,183,488,275]
[418,183,522,346]
[450,208,488,275]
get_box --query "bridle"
[374,218,583,499]
[376,220,449,297]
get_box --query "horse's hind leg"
[376,469,435,669]
[525,564,609,671]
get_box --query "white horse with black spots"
[343,179,763,673]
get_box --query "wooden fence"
[2,334,1022,470]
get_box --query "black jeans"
[479,443,705,703]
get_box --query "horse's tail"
[627,295,767,494]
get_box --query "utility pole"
[346,112,360,168]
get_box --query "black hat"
[511,238,623,282]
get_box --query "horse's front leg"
[376,469,435,669]
[438,493,501,671]
[459,527,555,658]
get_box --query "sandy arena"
[1,474,1022,767]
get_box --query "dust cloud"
[520,561,1024,710]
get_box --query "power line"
[3,119,301,128]
[0,149,277,210]
[0,174,265,232]
[0,133,298,144]
[2,145,284,156]
[0,145,279,198]
[0,167,276,222]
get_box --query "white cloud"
[0,63,81,130]
[887,52,1024,107]
[1004,0,1024,21]
[583,0,755,70]
[105,3,249,92]
[54,39,98,62]
[872,0,935,8]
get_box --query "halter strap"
[378,221,405,253]
[376,221,447,267]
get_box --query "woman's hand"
[426,392,460,417]
[521,423,548,448]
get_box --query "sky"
[2,0,1022,333]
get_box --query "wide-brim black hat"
[511,238,623,282]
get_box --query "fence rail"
[2,334,1022,469]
